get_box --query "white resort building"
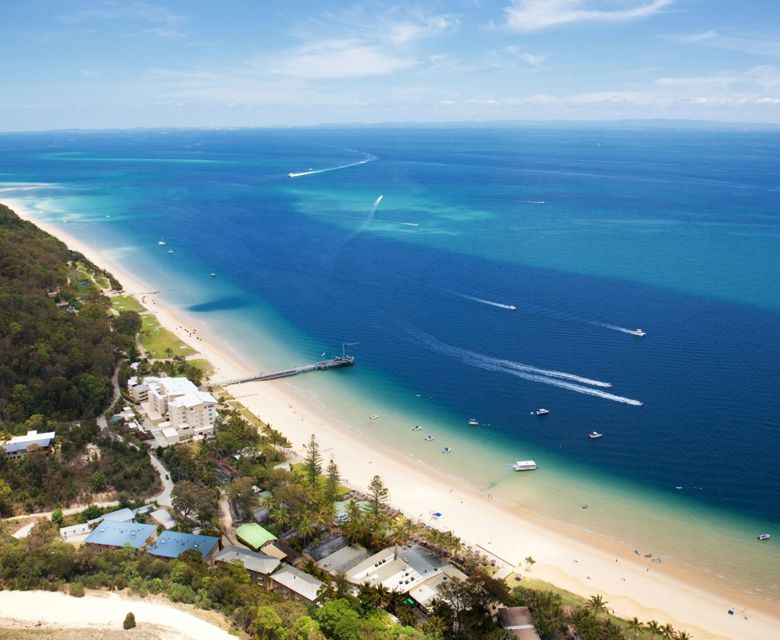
[128,375,217,444]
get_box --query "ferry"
[468,418,479,426]
[411,425,422,432]
[424,435,434,441]
[531,408,549,416]
[634,329,646,337]
[513,460,537,471]
[588,431,603,439]
[757,533,771,541]
[442,447,452,454]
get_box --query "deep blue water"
[1,127,779,527]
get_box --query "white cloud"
[384,14,460,45]
[271,39,416,80]
[669,31,780,58]
[675,30,718,43]
[504,0,674,32]
[60,2,187,38]
[503,46,546,66]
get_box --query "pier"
[216,344,356,386]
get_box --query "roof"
[84,519,156,549]
[3,430,56,454]
[304,535,348,561]
[236,523,277,551]
[408,565,468,610]
[270,565,324,602]
[316,545,370,576]
[60,523,92,538]
[149,508,177,529]
[147,530,219,559]
[262,539,301,563]
[346,545,443,592]
[87,507,135,525]
[215,545,281,575]
[498,607,541,640]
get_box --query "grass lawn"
[139,314,197,359]
[111,294,144,313]
[188,357,215,378]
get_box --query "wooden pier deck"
[217,355,355,386]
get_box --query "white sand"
[8,199,780,640]
[0,590,234,640]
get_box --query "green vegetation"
[123,612,136,630]
[139,314,196,359]
[111,294,144,313]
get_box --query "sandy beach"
[7,198,780,640]
[0,590,235,640]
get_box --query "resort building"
[129,375,218,443]
[83,519,157,550]
[313,542,370,577]
[236,523,277,552]
[408,565,468,614]
[2,430,56,458]
[345,545,447,592]
[268,565,324,604]
[147,530,220,561]
[149,507,177,530]
[214,545,281,586]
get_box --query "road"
[148,453,174,507]
[97,358,125,432]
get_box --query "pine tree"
[368,474,389,517]
[303,434,322,486]
[325,456,340,502]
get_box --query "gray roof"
[87,507,135,526]
[215,545,281,576]
[84,519,156,549]
[316,545,370,576]
[304,535,348,561]
[270,565,324,602]
[3,430,56,454]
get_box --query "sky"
[1,0,779,130]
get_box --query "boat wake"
[450,291,517,311]
[521,200,546,205]
[590,322,645,337]
[288,154,376,178]
[407,328,642,406]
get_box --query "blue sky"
[1,0,779,130]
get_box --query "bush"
[68,582,85,597]
[123,612,136,629]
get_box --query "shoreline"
[7,197,780,639]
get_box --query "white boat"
[158,239,166,246]
[468,418,479,426]
[210,272,217,277]
[411,425,422,432]
[757,533,771,541]
[424,435,434,441]
[513,460,537,471]
[588,431,603,439]
[442,447,452,454]
[167,249,175,254]
[531,408,549,416]
[369,414,379,420]
[634,329,646,337]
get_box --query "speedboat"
[588,431,603,439]
[442,447,452,454]
[424,435,434,441]
[411,425,422,432]
[158,239,166,246]
[210,272,217,277]
[167,249,175,254]
[757,533,771,541]
[634,329,646,337]
[468,418,479,426]
[531,408,549,416]
[369,414,379,420]
[513,460,537,471]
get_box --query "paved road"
[5,500,120,523]
[148,453,174,507]
[97,358,125,432]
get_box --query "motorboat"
[531,408,549,416]
[424,435,434,441]
[588,431,603,439]
[411,425,422,432]
[442,447,452,454]
[210,272,217,277]
[634,329,646,337]
[167,249,175,254]
[158,239,166,246]
[757,533,771,541]
[468,418,479,426]
[369,414,379,420]
[513,460,537,471]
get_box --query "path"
[147,454,173,507]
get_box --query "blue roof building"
[84,519,156,549]
[147,530,219,560]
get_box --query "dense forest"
[0,203,128,423]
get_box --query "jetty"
[216,344,356,386]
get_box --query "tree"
[51,507,64,528]
[367,474,389,517]
[252,605,284,640]
[524,555,536,571]
[123,612,136,629]
[227,476,258,522]
[646,620,662,639]
[303,434,322,486]
[587,594,608,617]
[292,616,325,640]
[325,456,340,502]
[627,616,643,639]
[172,480,219,525]
[661,623,677,639]
[91,470,107,492]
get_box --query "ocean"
[1,126,778,601]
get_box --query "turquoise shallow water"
[1,127,779,601]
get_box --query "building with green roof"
[236,523,277,551]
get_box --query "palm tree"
[675,632,693,640]
[645,620,662,639]
[627,616,643,639]
[587,594,609,617]
[524,555,536,571]
[661,623,676,639]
